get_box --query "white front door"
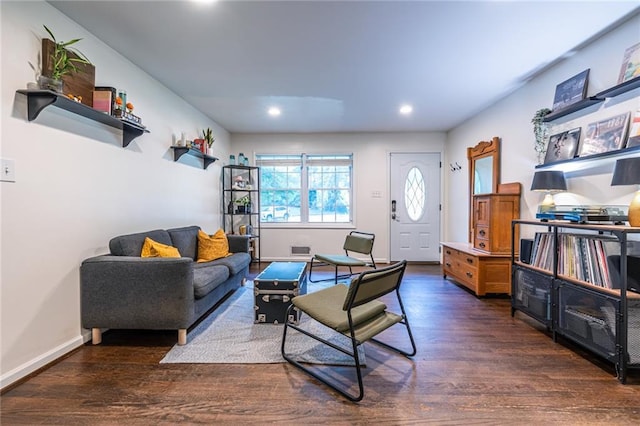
[390,153,441,262]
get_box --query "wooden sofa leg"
[92,328,102,345]
[178,329,187,345]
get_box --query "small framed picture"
[552,69,590,111]
[617,42,640,84]
[578,112,630,157]
[626,110,640,149]
[543,128,581,164]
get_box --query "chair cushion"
[292,284,386,332]
[167,226,200,260]
[313,254,366,267]
[192,263,230,299]
[140,237,181,258]
[110,229,172,257]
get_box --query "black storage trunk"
[254,262,308,324]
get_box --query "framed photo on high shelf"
[617,42,640,84]
[552,69,590,111]
[543,127,581,164]
[578,112,630,157]
[627,110,640,148]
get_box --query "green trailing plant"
[43,25,91,80]
[202,127,215,148]
[531,108,551,163]
[235,195,251,206]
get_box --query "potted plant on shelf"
[235,195,252,214]
[38,25,92,92]
[203,128,215,155]
[531,108,551,164]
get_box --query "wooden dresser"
[443,182,520,296]
[441,242,512,296]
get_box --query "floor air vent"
[291,246,311,255]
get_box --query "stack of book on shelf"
[529,232,619,289]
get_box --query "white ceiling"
[48,1,640,134]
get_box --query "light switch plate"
[1,158,16,182]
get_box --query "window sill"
[260,222,356,230]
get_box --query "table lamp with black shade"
[611,158,640,227]
[531,170,567,213]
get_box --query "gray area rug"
[160,281,365,365]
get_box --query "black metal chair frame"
[308,230,376,284]
[281,260,416,402]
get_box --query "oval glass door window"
[404,167,425,221]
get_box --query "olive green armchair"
[281,260,416,401]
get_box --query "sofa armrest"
[80,255,195,329]
[228,235,250,253]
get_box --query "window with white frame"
[256,153,353,224]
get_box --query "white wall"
[231,132,445,261]
[445,13,640,242]
[0,1,231,388]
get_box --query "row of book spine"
[529,232,619,289]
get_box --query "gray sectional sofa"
[80,225,251,345]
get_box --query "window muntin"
[257,154,353,224]
[404,166,425,221]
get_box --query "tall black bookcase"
[223,165,260,263]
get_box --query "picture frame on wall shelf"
[543,127,581,164]
[626,110,640,149]
[617,42,640,84]
[578,112,630,157]
[552,69,590,111]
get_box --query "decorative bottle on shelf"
[238,153,245,166]
[229,154,235,165]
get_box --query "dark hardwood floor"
[2,263,639,424]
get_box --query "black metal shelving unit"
[511,219,640,383]
[223,165,261,263]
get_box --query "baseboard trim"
[1,333,89,391]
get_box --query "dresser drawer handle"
[445,262,452,267]
[479,229,486,236]
[466,272,473,278]
[466,258,473,264]
[479,242,486,248]
[446,250,451,255]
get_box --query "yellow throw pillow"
[197,229,230,263]
[140,237,181,258]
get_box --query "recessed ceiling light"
[268,107,281,117]
[399,104,413,115]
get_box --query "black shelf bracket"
[170,146,218,169]
[16,89,150,147]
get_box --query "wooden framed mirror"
[468,137,500,196]
[467,137,501,243]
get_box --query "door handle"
[391,199,397,220]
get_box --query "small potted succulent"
[39,25,91,92]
